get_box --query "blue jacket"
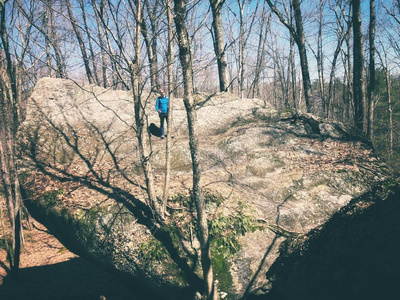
[155,97,169,114]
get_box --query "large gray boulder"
[20,78,388,299]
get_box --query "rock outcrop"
[19,78,388,299]
[265,179,400,300]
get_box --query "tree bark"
[209,0,229,92]
[250,4,270,99]
[266,0,312,112]
[44,2,53,77]
[131,0,160,216]
[46,0,66,78]
[327,1,351,118]
[316,1,326,114]
[140,0,160,92]
[292,0,312,112]
[78,0,100,85]
[0,2,23,275]
[65,0,94,84]
[173,0,217,298]
[162,0,174,216]
[91,0,108,88]
[289,4,297,111]
[368,0,376,140]
[352,0,365,131]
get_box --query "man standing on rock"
[155,90,169,139]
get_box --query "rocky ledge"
[19,78,389,299]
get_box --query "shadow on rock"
[266,180,400,300]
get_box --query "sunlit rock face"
[21,78,388,299]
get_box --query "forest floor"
[0,217,137,300]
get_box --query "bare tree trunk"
[266,0,312,112]
[17,0,66,78]
[273,55,277,107]
[142,0,160,92]
[378,45,394,158]
[327,1,351,119]
[140,16,158,92]
[44,2,53,77]
[65,0,94,84]
[289,4,296,111]
[344,23,353,123]
[317,0,326,114]
[92,0,108,88]
[209,0,229,92]
[368,0,376,140]
[0,2,23,275]
[78,0,100,85]
[250,4,271,99]
[47,0,66,79]
[132,0,160,216]
[237,0,245,99]
[292,0,312,112]
[173,0,217,298]
[162,0,174,216]
[94,0,125,88]
[352,0,365,131]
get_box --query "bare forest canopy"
[0,0,400,299]
[0,0,399,171]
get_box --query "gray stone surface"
[20,78,388,299]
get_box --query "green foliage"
[209,210,256,259]
[0,234,12,251]
[204,191,225,207]
[138,238,169,264]
[209,207,258,297]
[170,192,191,208]
[41,188,65,207]
[212,252,233,296]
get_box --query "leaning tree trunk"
[173,0,217,298]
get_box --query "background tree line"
[0,0,398,168]
[1,0,399,299]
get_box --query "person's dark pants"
[159,113,168,137]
